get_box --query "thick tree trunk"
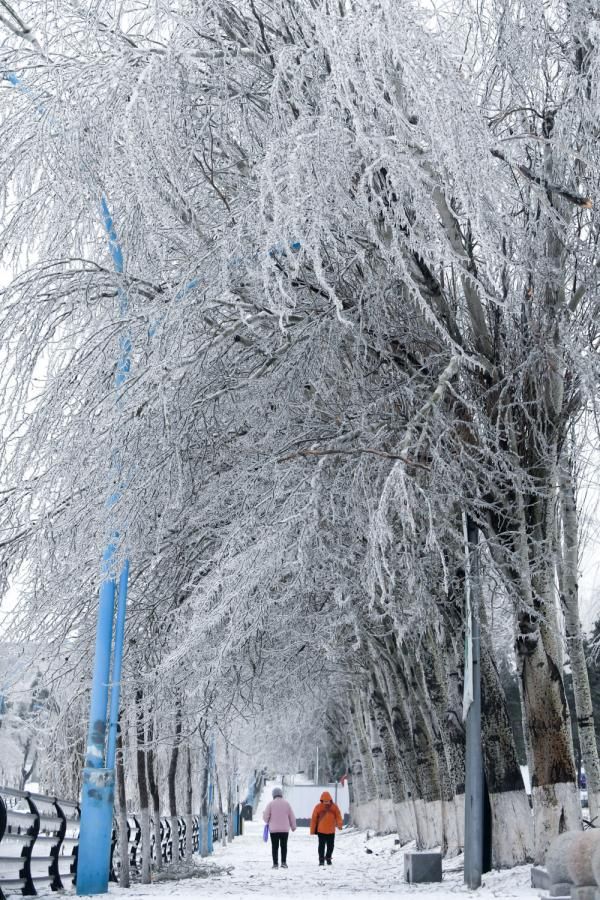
[407,658,446,851]
[116,723,130,888]
[349,691,379,829]
[439,576,468,795]
[517,557,581,862]
[346,698,367,815]
[366,695,394,832]
[353,692,379,801]
[136,690,151,884]
[370,671,415,844]
[224,744,235,844]
[479,616,533,866]
[146,717,162,871]
[559,458,600,822]
[227,774,234,843]
[367,705,391,801]
[488,439,580,862]
[348,729,367,811]
[379,659,427,847]
[346,764,355,805]
[199,748,211,857]
[418,636,463,856]
[525,109,580,861]
[382,637,444,851]
[185,745,194,860]
[443,646,467,853]
[168,703,182,863]
[216,773,226,847]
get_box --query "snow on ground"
[9,781,540,900]
[101,784,541,900]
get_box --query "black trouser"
[270,832,288,865]
[317,832,335,862]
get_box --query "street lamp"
[463,515,483,890]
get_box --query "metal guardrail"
[110,815,204,877]
[1,786,240,896]
[0,787,79,900]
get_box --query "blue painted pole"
[4,69,131,889]
[77,203,131,896]
[76,543,118,895]
[106,560,129,770]
[100,197,124,274]
[83,547,117,769]
[102,194,131,775]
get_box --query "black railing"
[110,814,206,878]
[0,787,79,900]
[1,785,239,896]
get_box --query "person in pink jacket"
[262,787,297,868]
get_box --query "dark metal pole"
[464,516,483,889]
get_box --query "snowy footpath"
[107,818,541,900]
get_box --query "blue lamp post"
[1,71,131,893]
[207,735,216,854]
[76,200,132,895]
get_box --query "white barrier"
[280,783,349,826]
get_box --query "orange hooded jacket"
[310,791,343,835]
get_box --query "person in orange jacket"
[309,791,343,866]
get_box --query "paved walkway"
[113,815,538,899]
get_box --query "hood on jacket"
[320,791,333,803]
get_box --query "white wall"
[282,783,349,822]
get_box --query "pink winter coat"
[263,797,297,833]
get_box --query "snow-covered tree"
[2,0,600,870]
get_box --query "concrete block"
[547,832,581,885]
[403,851,442,884]
[591,841,600,888]
[570,887,600,900]
[549,885,572,897]
[531,866,550,889]
[567,832,600,886]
